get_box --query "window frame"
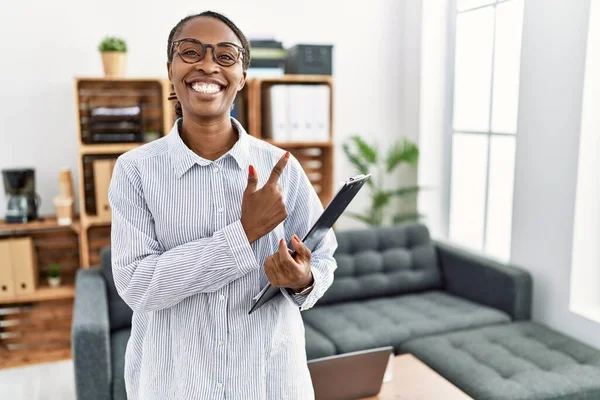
[443,0,522,257]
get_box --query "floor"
[0,360,76,400]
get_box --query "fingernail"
[279,238,284,245]
[293,234,299,242]
[285,151,290,158]
[249,165,255,175]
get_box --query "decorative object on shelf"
[54,168,74,225]
[98,36,127,77]
[54,196,74,226]
[285,44,333,75]
[144,130,161,142]
[2,168,41,223]
[342,135,423,227]
[48,263,61,288]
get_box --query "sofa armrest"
[72,268,112,400]
[434,240,532,320]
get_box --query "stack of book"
[248,39,286,77]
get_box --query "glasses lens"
[177,41,203,63]
[214,44,240,66]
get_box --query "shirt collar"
[167,117,250,179]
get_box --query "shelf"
[80,215,111,228]
[75,76,168,83]
[0,283,75,305]
[79,142,141,155]
[264,140,333,148]
[0,345,71,370]
[252,75,333,84]
[0,217,79,235]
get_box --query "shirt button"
[214,167,219,173]
[218,340,225,346]
[218,208,224,213]
[217,382,223,388]
[219,295,225,301]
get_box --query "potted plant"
[342,134,425,227]
[48,263,61,288]
[98,36,127,77]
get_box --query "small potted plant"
[98,36,127,77]
[48,263,61,288]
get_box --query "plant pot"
[48,276,61,288]
[101,51,126,77]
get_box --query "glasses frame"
[171,38,246,67]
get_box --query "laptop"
[308,346,394,400]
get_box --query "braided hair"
[167,11,251,118]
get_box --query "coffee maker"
[2,169,41,223]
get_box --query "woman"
[108,10,338,400]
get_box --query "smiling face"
[167,16,247,121]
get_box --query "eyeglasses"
[171,38,245,67]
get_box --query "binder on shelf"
[11,237,38,295]
[0,240,16,299]
[93,159,117,222]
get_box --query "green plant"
[98,36,127,52]
[342,134,423,227]
[49,263,61,278]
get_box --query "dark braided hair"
[167,11,251,118]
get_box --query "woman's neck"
[179,114,238,161]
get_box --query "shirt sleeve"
[108,157,261,313]
[281,156,338,311]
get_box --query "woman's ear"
[237,70,247,91]
[167,62,173,81]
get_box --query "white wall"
[510,0,600,349]
[570,0,600,322]
[417,0,451,239]
[0,0,421,230]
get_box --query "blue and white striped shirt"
[108,118,338,400]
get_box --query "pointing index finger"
[267,151,290,184]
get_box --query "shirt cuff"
[222,220,260,276]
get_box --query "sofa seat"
[402,322,600,400]
[304,323,337,360]
[110,328,130,400]
[301,290,510,354]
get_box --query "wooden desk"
[362,354,473,400]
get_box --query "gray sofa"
[72,223,600,400]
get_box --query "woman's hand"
[265,234,314,291]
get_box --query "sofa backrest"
[100,247,133,332]
[317,223,441,305]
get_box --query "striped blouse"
[108,118,338,400]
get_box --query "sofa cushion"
[319,224,441,305]
[304,323,337,360]
[101,246,133,332]
[402,322,600,400]
[110,328,130,400]
[302,290,510,354]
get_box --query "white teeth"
[190,82,222,94]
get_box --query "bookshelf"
[74,77,175,267]
[0,218,79,369]
[247,75,335,205]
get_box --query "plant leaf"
[386,137,419,172]
[342,142,369,175]
[392,212,425,224]
[345,211,376,226]
[350,135,378,164]
[373,191,392,209]
[388,185,422,197]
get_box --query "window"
[448,0,524,260]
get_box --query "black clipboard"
[248,173,371,314]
